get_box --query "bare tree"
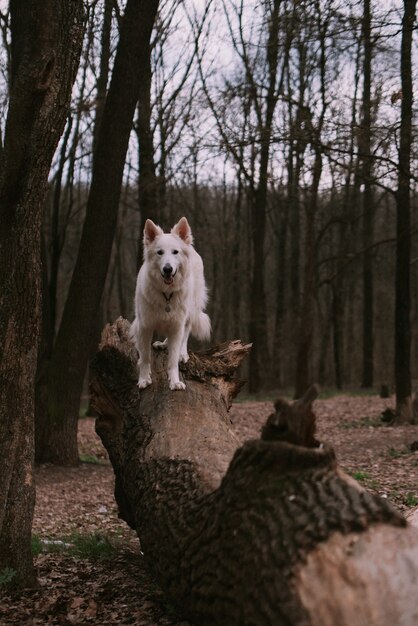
[394,0,416,423]
[195,0,295,391]
[42,0,160,465]
[0,0,84,585]
[135,18,157,266]
[360,0,375,388]
[36,5,100,457]
[292,0,329,397]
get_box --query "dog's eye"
[172,250,179,255]
[157,250,164,256]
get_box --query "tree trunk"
[248,0,282,392]
[360,0,374,389]
[248,183,270,392]
[331,285,343,390]
[394,0,416,423]
[294,143,322,399]
[231,175,243,340]
[42,0,160,466]
[136,49,158,269]
[273,196,289,386]
[0,0,84,587]
[35,117,73,462]
[92,0,113,158]
[91,319,418,625]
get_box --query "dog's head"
[143,217,193,288]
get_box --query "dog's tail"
[191,311,211,342]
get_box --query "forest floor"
[1,393,418,625]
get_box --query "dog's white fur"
[130,216,211,390]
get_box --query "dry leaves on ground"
[1,394,418,625]
[231,395,418,511]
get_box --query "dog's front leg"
[167,328,186,390]
[179,320,191,364]
[137,326,153,389]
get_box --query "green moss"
[0,567,17,587]
[79,453,105,465]
[387,447,410,459]
[33,533,116,560]
[350,470,371,482]
[31,534,43,556]
[70,533,115,559]
[405,494,418,507]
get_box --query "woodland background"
[0,0,416,590]
[1,0,416,400]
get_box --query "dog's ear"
[143,219,163,245]
[171,217,193,244]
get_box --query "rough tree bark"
[92,0,113,159]
[360,0,374,389]
[91,318,418,626]
[0,0,84,586]
[394,0,416,423]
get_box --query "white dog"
[130,216,211,390]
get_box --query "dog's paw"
[153,339,168,350]
[169,380,186,391]
[137,376,152,389]
[179,352,189,363]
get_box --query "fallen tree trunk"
[91,318,418,626]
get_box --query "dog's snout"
[163,264,173,276]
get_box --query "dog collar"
[162,292,173,313]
